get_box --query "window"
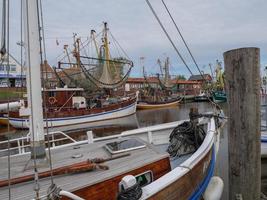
[0,65,4,71]
[135,171,153,187]
[48,91,55,97]
[105,139,146,154]
[10,65,16,72]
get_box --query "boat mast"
[23,0,46,159]
[91,30,100,59]
[63,44,72,68]
[103,22,110,62]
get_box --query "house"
[126,77,201,95]
[188,74,212,83]
[41,60,58,88]
[0,53,26,87]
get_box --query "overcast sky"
[5,0,267,77]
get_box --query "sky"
[3,0,267,78]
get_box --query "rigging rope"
[161,0,205,81]
[146,0,222,110]
[145,0,193,76]
[109,31,130,60]
[5,0,11,199]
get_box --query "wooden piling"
[224,47,261,200]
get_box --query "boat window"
[105,139,146,154]
[48,91,55,97]
[135,171,153,187]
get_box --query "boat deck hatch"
[105,138,146,154]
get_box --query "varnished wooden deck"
[0,137,169,200]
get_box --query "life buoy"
[48,97,57,104]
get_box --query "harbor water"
[0,101,266,199]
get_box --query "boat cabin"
[43,87,86,109]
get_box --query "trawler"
[0,1,224,199]
[5,22,137,129]
[137,57,181,110]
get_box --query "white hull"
[8,101,137,129]
[262,134,267,157]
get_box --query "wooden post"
[224,47,261,200]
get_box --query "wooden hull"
[0,117,219,200]
[137,99,180,110]
[64,157,172,200]
[0,117,9,126]
[8,98,137,129]
[148,148,214,200]
[66,118,217,200]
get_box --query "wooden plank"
[224,47,261,200]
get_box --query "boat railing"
[0,130,79,157]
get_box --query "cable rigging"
[161,0,205,81]
[145,0,194,76]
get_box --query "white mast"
[23,0,46,159]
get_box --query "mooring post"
[224,47,261,200]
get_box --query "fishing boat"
[0,109,225,200]
[137,57,181,110]
[212,91,227,103]
[7,87,137,129]
[0,1,224,199]
[262,133,267,158]
[137,98,181,110]
[5,22,137,129]
[261,104,267,157]
[212,60,227,103]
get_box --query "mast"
[63,44,72,68]
[91,30,100,58]
[164,57,171,87]
[98,22,113,88]
[103,22,110,62]
[23,0,46,158]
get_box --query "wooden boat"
[138,57,182,110]
[0,100,24,126]
[0,113,224,200]
[212,61,227,103]
[137,98,181,110]
[5,21,137,129]
[0,1,224,199]
[6,87,137,129]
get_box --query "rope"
[109,31,130,60]
[161,0,205,81]
[5,0,11,198]
[167,121,206,158]
[145,0,193,76]
[20,0,24,95]
[117,183,143,200]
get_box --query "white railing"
[0,119,193,157]
[0,131,78,157]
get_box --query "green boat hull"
[212,91,227,103]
